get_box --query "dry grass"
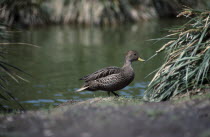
[144,8,210,101]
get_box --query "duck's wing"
[79,66,121,82]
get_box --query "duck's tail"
[76,86,89,92]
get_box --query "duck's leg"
[111,91,120,97]
[107,91,111,96]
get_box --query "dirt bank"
[0,93,210,137]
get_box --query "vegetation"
[153,0,209,17]
[0,24,28,111]
[0,0,47,26]
[0,0,208,26]
[144,9,210,101]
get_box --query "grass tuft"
[144,8,210,102]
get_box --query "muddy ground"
[0,94,210,137]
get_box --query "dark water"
[2,19,184,109]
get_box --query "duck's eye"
[134,54,137,56]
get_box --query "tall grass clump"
[144,9,210,101]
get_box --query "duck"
[76,50,145,96]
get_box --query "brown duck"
[76,50,145,96]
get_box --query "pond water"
[3,19,184,110]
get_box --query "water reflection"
[2,19,185,109]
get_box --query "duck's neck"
[122,59,132,69]
[122,59,134,77]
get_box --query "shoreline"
[0,92,210,137]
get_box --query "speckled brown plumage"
[76,50,144,96]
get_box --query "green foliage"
[0,25,27,111]
[144,9,210,101]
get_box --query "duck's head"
[125,50,145,62]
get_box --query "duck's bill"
[138,57,145,62]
